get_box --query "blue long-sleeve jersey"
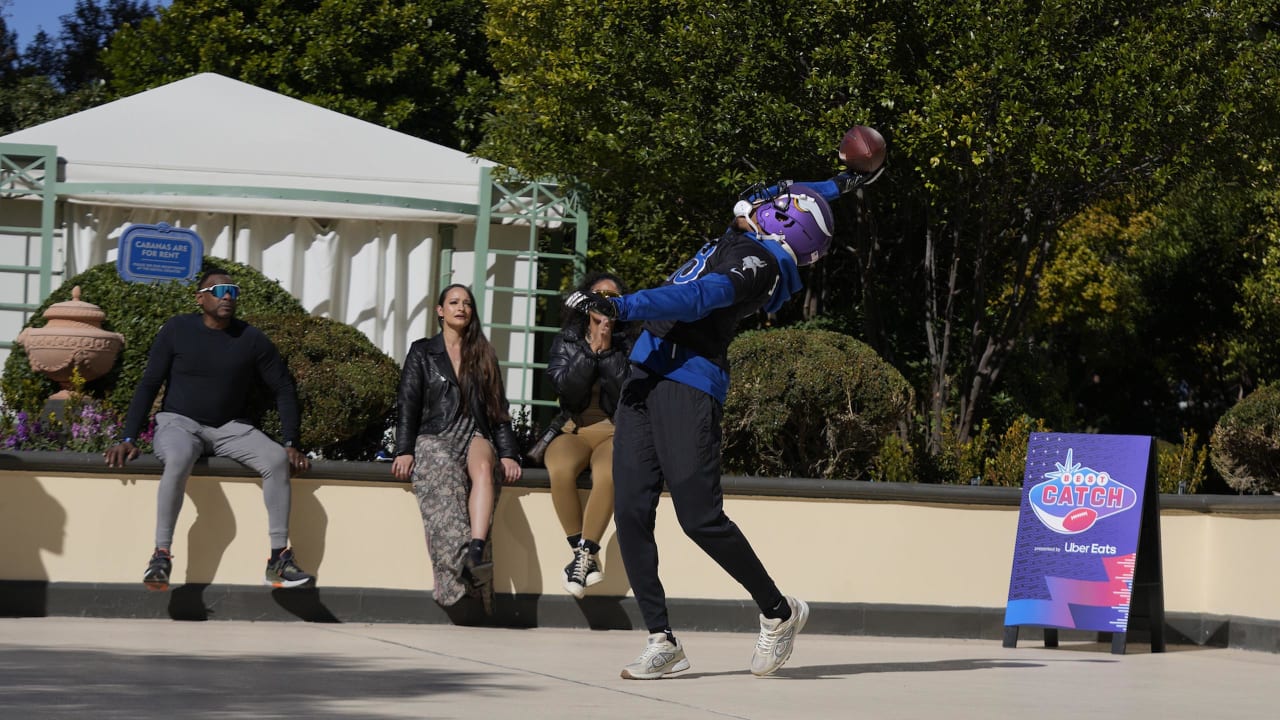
[613,230,800,402]
[608,178,848,402]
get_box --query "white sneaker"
[750,596,809,676]
[620,632,691,680]
[562,546,604,599]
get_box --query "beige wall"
[1201,514,1280,619]
[3,469,1279,624]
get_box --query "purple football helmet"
[751,184,834,266]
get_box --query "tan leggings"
[545,418,615,544]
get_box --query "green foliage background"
[8,1,1280,484]
[101,0,496,150]
[479,0,1280,481]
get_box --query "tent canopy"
[0,73,494,222]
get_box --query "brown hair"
[437,284,509,424]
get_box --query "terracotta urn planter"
[15,286,125,401]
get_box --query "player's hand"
[565,290,618,320]
[104,441,140,468]
[499,457,522,485]
[834,166,885,194]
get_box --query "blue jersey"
[610,178,846,402]
[616,229,801,402]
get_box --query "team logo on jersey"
[732,255,767,279]
[1028,448,1138,534]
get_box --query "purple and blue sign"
[117,223,203,284]
[1004,433,1153,633]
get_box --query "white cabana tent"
[0,73,586,408]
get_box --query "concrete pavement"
[1,616,1278,719]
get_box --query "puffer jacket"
[394,333,520,460]
[546,325,631,423]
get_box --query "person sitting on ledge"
[104,266,314,591]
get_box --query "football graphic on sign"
[1028,448,1137,534]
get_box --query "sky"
[3,0,171,51]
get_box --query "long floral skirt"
[410,430,498,609]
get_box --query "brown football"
[839,125,887,173]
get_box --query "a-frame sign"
[1003,433,1166,654]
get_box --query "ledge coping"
[2,450,1277,515]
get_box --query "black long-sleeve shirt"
[121,313,301,445]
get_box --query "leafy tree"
[56,0,158,90]
[20,31,61,80]
[482,0,1280,458]
[1227,187,1280,386]
[857,2,1280,454]
[0,75,110,134]
[102,0,496,150]
[482,0,875,290]
[0,1,156,134]
[0,5,18,84]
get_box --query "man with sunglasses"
[105,266,315,590]
[566,160,884,680]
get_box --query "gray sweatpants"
[151,411,293,549]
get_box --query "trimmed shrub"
[723,328,913,479]
[3,257,306,415]
[1210,385,1280,494]
[244,313,400,459]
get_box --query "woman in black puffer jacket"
[545,271,633,599]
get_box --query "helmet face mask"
[749,184,834,266]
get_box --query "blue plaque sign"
[117,223,204,283]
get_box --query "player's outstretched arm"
[565,275,737,325]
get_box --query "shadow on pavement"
[0,646,501,718]
[677,657,1075,680]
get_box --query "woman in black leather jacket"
[545,272,633,598]
[391,284,522,612]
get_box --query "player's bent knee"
[673,507,727,539]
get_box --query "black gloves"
[564,290,619,319]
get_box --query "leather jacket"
[546,326,631,423]
[394,333,520,460]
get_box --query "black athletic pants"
[613,366,784,633]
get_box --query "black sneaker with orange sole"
[143,548,173,592]
[264,548,315,588]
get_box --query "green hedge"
[3,257,306,416]
[244,313,399,459]
[2,258,402,460]
[1210,384,1280,494]
[723,328,913,479]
